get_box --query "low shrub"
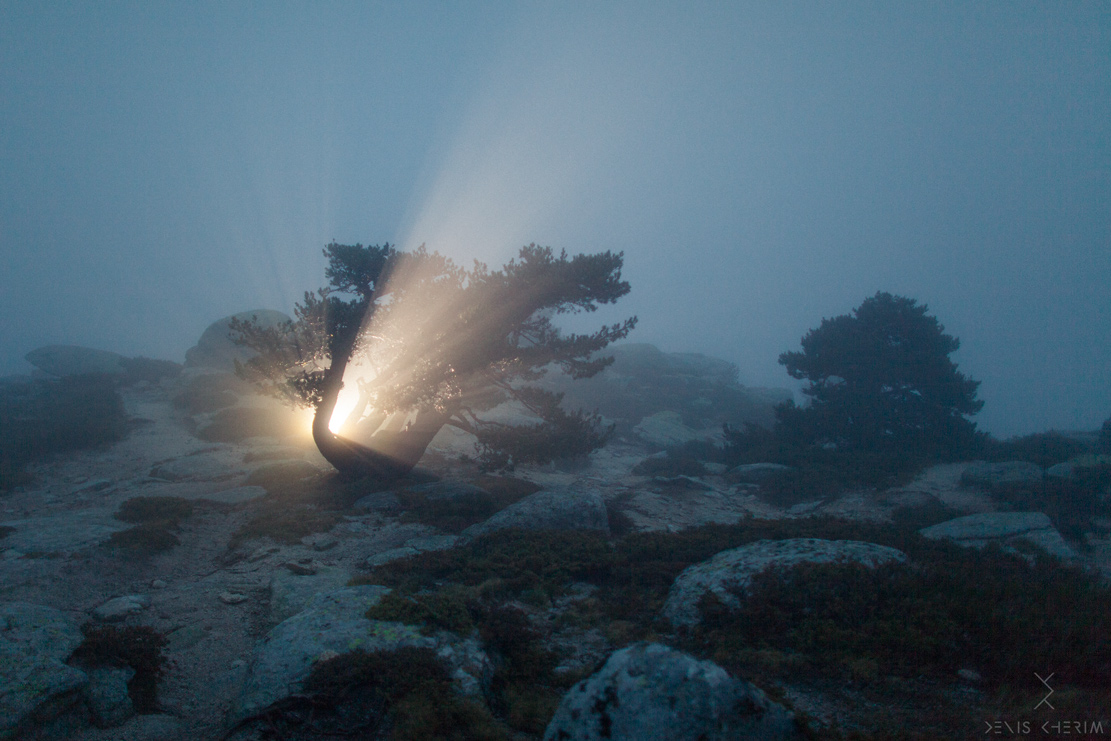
[115,496,194,524]
[70,624,167,712]
[254,647,507,740]
[108,496,196,555]
[0,375,128,489]
[982,431,1092,468]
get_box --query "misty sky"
[1,2,1108,438]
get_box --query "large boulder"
[633,410,718,448]
[229,586,491,724]
[543,642,797,741]
[185,310,291,370]
[24,345,127,377]
[919,512,1079,560]
[0,602,88,740]
[460,486,609,540]
[662,538,907,628]
[960,461,1044,491]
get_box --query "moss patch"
[252,646,507,740]
[70,624,167,712]
[349,516,1111,739]
[108,495,197,555]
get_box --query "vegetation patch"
[115,495,195,524]
[356,528,615,604]
[108,523,181,554]
[229,472,355,549]
[350,516,1111,738]
[366,587,477,635]
[363,585,564,735]
[0,525,13,539]
[0,375,128,490]
[70,624,168,712]
[248,646,507,740]
[108,496,196,555]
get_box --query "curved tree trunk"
[310,354,450,480]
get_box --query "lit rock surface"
[662,538,907,627]
[543,642,797,741]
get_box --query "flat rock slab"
[24,345,127,377]
[149,453,241,482]
[960,461,1043,491]
[0,511,128,555]
[0,602,88,740]
[267,565,352,623]
[461,486,609,540]
[543,642,798,741]
[919,512,1079,560]
[663,538,908,628]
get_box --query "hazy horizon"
[2,2,1108,439]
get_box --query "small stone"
[247,546,280,562]
[301,533,338,551]
[284,562,317,576]
[93,595,150,621]
[151,579,168,589]
[219,591,249,605]
[958,668,983,684]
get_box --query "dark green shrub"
[358,529,615,602]
[0,375,128,489]
[70,624,167,712]
[115,496,194,524]
[107,523,181,554]
[366,588,476,635]
[259,646,509,740]
[695,543,1111,691]
[983,431,1092,468]
[108,496,196,555]
[1100,416,1111,454]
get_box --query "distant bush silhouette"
[1100,415,1111,454]
[0,375,128,489]
[721,293,984,493]
[981,430,1092,468]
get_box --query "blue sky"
[1,2,1108,437]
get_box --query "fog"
[1,2,1107,439]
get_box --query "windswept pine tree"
[230,243,636,480]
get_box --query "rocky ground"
[2,371,1109,740]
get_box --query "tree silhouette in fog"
[776,291,982,459]
[230,243,636,479]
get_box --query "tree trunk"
[311,355,449,480]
